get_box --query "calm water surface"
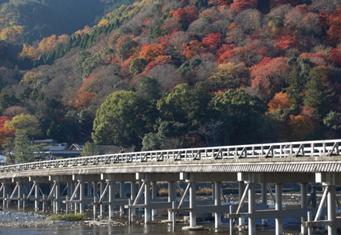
[0,224,291,235]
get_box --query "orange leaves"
[144,55,172,73]
[72,76,96,109]
[250,57,289,96]
[182,40,204,59]
[171,6,198,24]
[0,116,14,147]
[288,114,315,140]
[268,92,290,113]
[275,34,297,50]
[139,43,165,62]
[202,33,222,50]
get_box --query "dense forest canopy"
[0,0,340,161]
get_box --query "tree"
[157,83,211,135]
[250,57,289,98]
[13,130,36,163]
[210,89,266,144]
[323,111,341,131]
[129,57,148,75]
[92,91,154,148]
[82,141,99,156]
[136,77,161,101]
[303,68,328,118]
[6,114,41,137]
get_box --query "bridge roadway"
[0,139,340,235]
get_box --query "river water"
[0,223,298,235]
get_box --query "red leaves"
[326,8,341,43]
[202,32,222,49]
[275,34,297,50]
[250,57,289,96]
[171,6,198,26]
[330,48,341,67]
[230,0,257,12]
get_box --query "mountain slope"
[0,0,133,43]
[0,0,340,149]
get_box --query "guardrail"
[0,139,340,173]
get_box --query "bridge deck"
[0,139,340,179]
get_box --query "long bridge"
[0,139,340,235]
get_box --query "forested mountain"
[0,0,133,43]
[0,0,340,159]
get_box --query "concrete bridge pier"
[17,182,22,211]
[300,183,307,235]
[130,181,137,219]
[151,182,157,221]
[108,180,113,221]
[144,179,151,224]
[99,181,104,218]
[189,182,197,228]
[214,181,222,230]
[315,173,337,235]
[275,183,283,235]
[1,182,7,210]
[168,181,175,222]
[238,181,245,231]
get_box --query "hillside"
[0,0,340,155]
[0,0,133,43]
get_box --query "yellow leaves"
[98,18,110,27]
[5,114,41,136]
[19,43,38,59]
[37,35,58,52]
[0,25,24,42]
[75,25,91,36]
[19,34,70,59]
[21,71,43,85]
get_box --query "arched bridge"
[0,139,340,235]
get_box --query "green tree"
[210,89,266,144]
[6,114,41,137]
[92,90,154,148]
[13,130,36,163]
[82,141,99,156]
[303,68,327,118]
[136,77,161,101]
[323,111,341,131]
[129,57,147,75]
[157,83,211,135]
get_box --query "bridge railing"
[0,139,340,173]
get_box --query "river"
[0,223,300,235]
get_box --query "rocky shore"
[0,211,85,228]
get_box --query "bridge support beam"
[300,183,307,235]
[275,183,283,235]
[144,180,151,224]
[214,181,222,230]
[151,182,157,221]
[189,182,197,228]
[130,181,137,219]
[238,181,245,231]
[108,181,113,221]
[168,181,175,222]
[119,181,125,217]
[315,173,337,235]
